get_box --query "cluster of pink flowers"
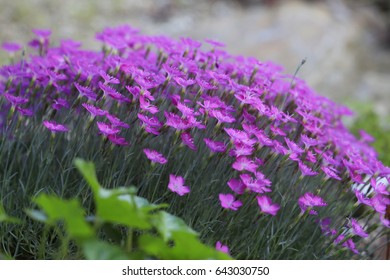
[1,25,389,255]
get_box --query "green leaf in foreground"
[82,239,129,260]
[32,194,94,239]
[152,211,197,241]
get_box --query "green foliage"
[349,104,390,166]
[23,158,231,260]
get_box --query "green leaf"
[170,232,232,260]
[74,159,151,229]
[33,194,94,239]
[82,239,129,260]
[74,158,101,194]
[152,211,197,242]
[0,204,20,224]
[138,234,171,259]
[94,192,151,229]
[25,209,48,223]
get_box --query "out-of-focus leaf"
[94,192,152,229]
[33,194,94,239]
[170,232,232,260]
[138,234,171,259]
[74,159,151,229]
[152,211,197,242]
[25,209,48,223]
[74,158,101,193]
[82,239,129,260]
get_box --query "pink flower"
[74,82,97,101]
[99,70,120,84]
[4,93,28,106]
[209,109,235,124]
[139,96,159,114]
[321,166,341,181]
[343,239,359,254]
[355,190,371,206]
[82,103,107,117]
[107,135,128,146]
[370,194,390,214]
[181,132,197,151]
[219,193,242,211]
[106,113,130,128]
[168,174,190,196]
[256,196,280,216]
[298,192,327,215]
[285,137,304,154]
[232,156,258,173]
[2,42,22,53]
[350,218,369,238]
[227,178,246,195]
[143,149,168,165]
[52,98,70,110]
[298,161,318,177]
[97,122,120,136]
[215,241,229,254]
[43,120,69,133]
[240,174,271,194]
[204,138,226,153]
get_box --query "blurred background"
[0,0,389,115]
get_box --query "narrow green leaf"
[74,158,101,193]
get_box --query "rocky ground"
[0,0,389,115]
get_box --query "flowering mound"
[1,26,389,259]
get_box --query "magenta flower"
[106,113,130,128]
[298,161,318,177]
[139,96,159,115]
[4,93,28,106]
[232,156,258,173]
[173,76,195,88]
[215,241,229,254]
[370,194,390,214]
[181,132,197,151]
[143,149,168,165]
[321,166,341,180]
[168,174,190,196]
[2,42,22,53]
[107,134,128,146]
[97,122,120,136]
[43,120,69,133]
[99,70,120,84]
[350,218,369,238]
[52,98,70,110]
[240,174,271,194]
[256,196,280,216]
[209,109,235,124]
[82,103,107,117]
[227,178,246,195]
[204,138,226,153]
[74,83,97,101]
[298,192,327,215]
[219,193,242,211]
[285,137,304,155]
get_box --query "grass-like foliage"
[1,159,230,260]
[0,26,389,259]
